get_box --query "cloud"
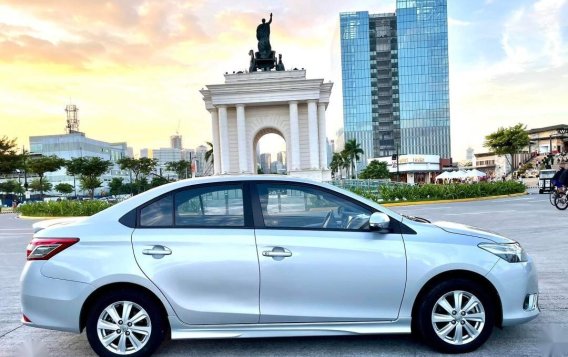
[448,17,471,27]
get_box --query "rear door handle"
[142,245,172,257]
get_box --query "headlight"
[478,242,528,263]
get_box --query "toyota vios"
[21,176,539,356]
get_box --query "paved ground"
[1,192,567,356]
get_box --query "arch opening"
[253,128,287,175]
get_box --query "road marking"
[444,210,517,216]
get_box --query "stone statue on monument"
[256,13,273,59]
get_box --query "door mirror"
[369,212,390,231]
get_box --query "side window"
[140,194,173,227]
[256,183,372,230]
[175,185,244,227]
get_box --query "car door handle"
[262,251,292,257]
[262,247,292,258]
[142,245,172,256]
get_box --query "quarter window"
[256,183,372,230]
[140,195,173,227]
[175,185,244,227]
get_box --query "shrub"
[368,181,525,203]
[17,200,113,217]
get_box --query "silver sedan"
[20,176,539,356]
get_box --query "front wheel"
[416,279,494,353]
[86,290,165,357]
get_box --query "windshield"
[540,170,555,179]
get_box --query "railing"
[326,179,407,193]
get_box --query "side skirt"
[169,318,412,340]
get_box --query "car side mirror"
[369,212,390,231]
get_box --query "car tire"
[539,189,543,194]
[86,289,165,357]
[416,279,494,354]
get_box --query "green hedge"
[352,181,526,203]
[17,200,113,217]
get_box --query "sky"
[0,0,567,161]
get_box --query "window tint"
[175,185,244,227]
[140,195,173,227]
[256,183,372,230]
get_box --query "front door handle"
[262,247,292,259]
[262,251,292,257]
[142,245,172,257]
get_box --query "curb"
[382,192,528,207]
[17,215,71,220]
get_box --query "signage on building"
[558,128,568,135]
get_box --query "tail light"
[26,238,79,261]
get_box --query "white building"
[29,132,130,195]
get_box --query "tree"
[29,178,52,194]
[0,136,20,176]
[0,180,24,195]
[26,155,65,198]
[343,139,364,179]
[359,160,390,179]
[117,157,158,193]
[109,177,124,196]
[54,183,74,196]
[166,160,191,180]
[66,157,112,199]
[330,152,346,179]
[484,123,530,176]
[205,141,214,165]
[150,176,169,188]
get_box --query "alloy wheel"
[96,301,152,355]
[431,290,485,346]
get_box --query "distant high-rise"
[170,134,182,150]
[340,0,451,162]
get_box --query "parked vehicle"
[21,176,539,356]
[538,169,556,193]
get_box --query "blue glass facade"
[396,0,451,157]
[340,0,451,162]
[340,12,373,165]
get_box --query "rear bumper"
[486,257,539,326]
[20,262,93,333]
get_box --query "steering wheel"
[322,209,334,228]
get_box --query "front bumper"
[486,256,540,326]
[20,262,94,333]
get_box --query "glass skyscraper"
[397,0,450,157]
[340,0,451,161]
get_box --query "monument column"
[236,104,248,173]
[318,103,328,169]
[307,100,319,169]
[209,109,221,175]
[289,101,300,171]
[218,105,230,174]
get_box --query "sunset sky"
[1,0,567,160]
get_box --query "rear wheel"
[416,279,494,353]
[86,290,165,357]
[555,194,568,210]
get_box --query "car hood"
[32,216,89,233]
[433,221,514,244]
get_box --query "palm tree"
[343,139,364,179]
[205,141,213,165]
[330,153,345,179]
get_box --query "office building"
[170,134,182,150]
[340,0,451,166]
[29,132,129,191]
